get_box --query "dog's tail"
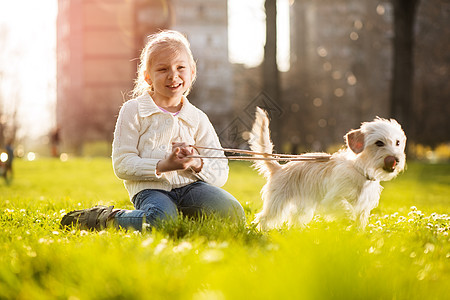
[249,107,281,177]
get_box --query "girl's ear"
[191,65,196,80]
[144,71,152,85]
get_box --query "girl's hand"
[171,142,192,158]
[156,143,203,174]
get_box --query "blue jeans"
[114,181,245,231]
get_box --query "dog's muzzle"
[383,156,399,172]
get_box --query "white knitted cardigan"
[112,93,229,200]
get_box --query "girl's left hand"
[172,142,203,172]
[171,142,193,158]
[156,144,203,175]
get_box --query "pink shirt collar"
[157,106,181,116]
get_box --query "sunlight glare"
[60,153,69,162]
[376,4,386,16]
[0,152,8,163]
[317,46,328,57]
[350,32,359,41]
[27,152,36,161]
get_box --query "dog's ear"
[346,129,365,154]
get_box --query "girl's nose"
[168,68,179,79]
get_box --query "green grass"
[1,158,449,299]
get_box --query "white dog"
[249,107,406,230]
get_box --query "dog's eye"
[396,140,400,146]
[375,140,385,147]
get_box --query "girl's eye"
[178,66,186,70]
[157,68,167,72]
[396,140,400,146]
[375,140,385,147]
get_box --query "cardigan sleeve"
[191,111,229,187]
[112,100,162,181]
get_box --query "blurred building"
[56,0,232,154]
[172,0,233,125]
[57,0,448,154]
[285,0,394,151]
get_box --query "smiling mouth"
[167,83,182,89]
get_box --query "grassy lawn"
[1,158,449,299]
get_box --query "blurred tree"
[0,25,6,147]
[390,0,420,138]
[263,0,281,151]
[0,73,4,147]
[412,0,450,146]
[0,25,19,148]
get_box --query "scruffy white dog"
[249,107,406,230]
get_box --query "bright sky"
[0,0,57,140]
[0,0,289,142]
[228,0,290,71]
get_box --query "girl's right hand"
[156,146,202,175]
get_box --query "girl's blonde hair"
[131,30,197,99]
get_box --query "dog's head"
[345,117,407,181]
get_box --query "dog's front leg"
[356,211,371,230]
[253,191,290,230]
[340,199,357,221]
[354,181,383,230]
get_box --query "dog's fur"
[249,107,406,230]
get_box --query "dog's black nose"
[383,156,398,172]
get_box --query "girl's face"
[145,48,195,104]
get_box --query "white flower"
[201,249,224,263]
[424,243,435,254]
[173,241,193,253]
[141,237,154,247]
[154,239,168,255]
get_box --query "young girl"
[61,30,245,231]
